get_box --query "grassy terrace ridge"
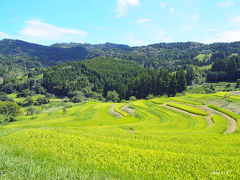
[131,100,149,108]
[208,104,240,133]
[228,95,240,102]
[166,102,208,116]
[1,93,240,179]
[150,97,167,104]
[208,104,240,121]
[169,97,204,105]
[210,114,228,134]
[113,103,130,117]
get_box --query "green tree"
[23,96,34,106]
[146,94,154,100]
[35,96,50,105]
[17,89,34,98]
[26,106,38,115]
[106,91,120,102]
[176,70,187,92]
[186,66,195,85]
[236,79,240,88]
[167,75,178,97]
[129,96,136,101]
[0,101,22,124]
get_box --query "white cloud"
[116,0,140,17]
[126,27,172,46]
[217,0,235,7]
[192,14,199,20]
[230,16,240,25]
[19,20,87,43]
[127,34,147,46]
[0,32,10,39]
[159,2,167,8]
[135,18,152,24]
[215,29,240,42]
[169,8,175,14]
[203,26,240,43]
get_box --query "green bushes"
[35,96,50,105]
[0,101,22,117]
[129,96,137,101]
[0,101,22,124]
[166,102,208,116]
[106,91,120,102]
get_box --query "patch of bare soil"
[229,91,240,96]
[120,103,136,116]
[108,104,123,117]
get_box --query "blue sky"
[1,0,240,46]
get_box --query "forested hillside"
[0,57,42,78]
[0,39,88,66]
[207,56,240,82]
[1,39,240,69]
[0,57,187,103]
[43,57,187,100]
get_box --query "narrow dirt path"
[165,102,238,134]
[209,108,238,134]
[163,103,214,128]
[197,105,213,128]
[196,105,238,133]
[108,104,123,117]
[205,116,214,128]
[120,103,135,116]
[222,114,238,134]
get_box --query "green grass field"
[1,93,240,179]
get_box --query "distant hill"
[51,42,130,50]
[0,39,88,66]
[1,39,240,68]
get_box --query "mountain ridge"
[0,39,240,68]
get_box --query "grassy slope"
[1,93,240,179]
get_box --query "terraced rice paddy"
[1,93,240,179]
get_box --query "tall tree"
[168,74,178,96]
[185,66,195,85]
[176,70,187,92]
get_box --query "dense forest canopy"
[43,57,187,100]
[207,56,240,82]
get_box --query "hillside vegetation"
[1,39,240,69]
[43,57,187,99]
